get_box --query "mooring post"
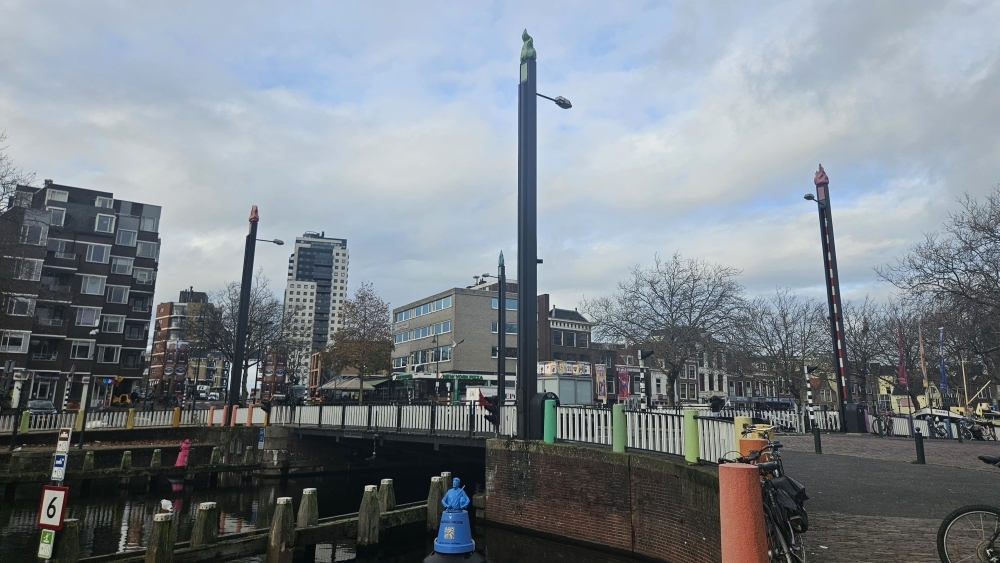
[266,497,295,563]
[150,449,162,468]
[120,451,132,470]
[612,404,626,453]
[190,502,219,547]
[210,446,222,466]
[145,513,175,563]
[357,485,380,547]
[51,517,80,563]
[83,450,94,471]
[683,410,699,464]
[297,487,319,528]
[427,476,444,531]
[378,478,396,513]
[543,399,556,443]
[915,429,926,464]
[6,452,19,474]
[813,427,822,454]
[243,445,254,465]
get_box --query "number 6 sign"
[37,486,69,530]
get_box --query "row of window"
[395,296,453,322]
[490,297,518,310]
[491,322,518,334]
[394,320,452,344]
[0,329,138,363]
[551,330,587,348]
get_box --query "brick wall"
[484,439,720,563]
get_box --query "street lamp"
[257,239,284,245]
[227,205,283,425]
[480,251,508,407]
[517,29,572,440]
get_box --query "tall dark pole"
[517,30,539,439]
[228,205,259,424]
[811,165,857,432]
[497,251,506,406]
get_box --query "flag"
[918,324,928,387]
[617,366,629,401]
[897,321,907,386]
[939,327,948,391]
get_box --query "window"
[14,258,43,281]
[20,223,47,245]
[102,315,125,333]
[6,296,35,316]
[687,365,696,379]
[13,192,32,208]
[106,285,129,304]
[115,229,137,246]
[46,189,68,203]
[70,340,93,360]
[565,332,576,347]
[110,256,133,275]
[491,297,518,310]
[86,244,111,263]
[95,196,113,208]
[121,351,142,368]
[679,383,688,400]
[75,307,101,327]
[490,346,518,358]
[95,214,115,233]
[655,380,662,394]
[80,275,106,295]
[392,357,408,369]
[96,345,121,363]
[48,207,65,227]
[0,331,30,353]
[129,296,150,312]
[579,334,588,348]
[46,238,74,259]
[491,322,518,333]
[136,241,158,259]
[394,296,452,322]
[133,268,156,285]
[139,216,158,232]
[552,330,563,346]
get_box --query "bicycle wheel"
[764,502,795,563]
[937,504,1000,563]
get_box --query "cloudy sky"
[2,1,999,313]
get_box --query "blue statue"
[441,478,470,512]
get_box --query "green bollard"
[543,400,556,444]
[18,410,29,434]
[684,410,699,464]
[612,404,626,453]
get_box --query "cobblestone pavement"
[806,511,940,563]
[780,431,1000,472]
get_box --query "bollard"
[958,423,964,444]
[150,449,162,468]
[246,405,255,427]
[210,446,222,466]
[612,404,626,453]
[358,485,380,547]
[734,415,752,445]
[719,464,768,563]
[683,410,699,464]
[171,407,181,428]
[83,451,94,471]
[266,497,295,563]
[18,410,29,434]
[51,518,80,563]
[543,399,557,443]
[915,429,926,464]
[126,408,136,430]
[440,471,452,487]
[378,478,396,513]
[229,407,238,427]
[244,445,255,464]
[120,451,132,470]
[145,513,175,563]
[297,488,319,528]
[739,438,769,462]
[427,476,444,531]
[74,408,85,432]
[207,406,215,427]
[190,502,219,547]
[813,427,822,454]
[7,452,19,474]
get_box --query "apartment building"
[148,289,229,398]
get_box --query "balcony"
[31,352,58,361]
[37,318,64,327]
[38,284,73,302]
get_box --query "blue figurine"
[425,477,483,563]
[441,478,470,512]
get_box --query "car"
[208,392,220,401]
[26,399,58,415]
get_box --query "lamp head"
[803,193,816,201]
[273,239,284,246]
[553,96,572,109]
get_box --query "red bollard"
[719,463,768,563]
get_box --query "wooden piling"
[210,446,222,465]
[7,453,19,474]
[378,478,396,513]
[51,518,80,563]
[357,485,380,547]
[120,451,132,470]
[145,513,175,563]
[243,445,254,465]
[190,502,219,547]
[297,488,319,528]
[150,449,161,468]
[82,451,94,471]
[266,497,295,563]
[426,476,443,532]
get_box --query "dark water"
[0,466,637,562]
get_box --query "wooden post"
[120,450,132,470]
[7,452,19,474]
[243,445,254,465]
[126,408,136,430]
[190,502,219,547]
[82,451,94,471]
[266,497,295,563]
[357,485,380,547]
[210,446,222,465]
[145,513,175,563]
[297,487,319,528]
[150,449,162,468]
[426,476,443,532]
[378,478,396,513]
[51,518,80,563]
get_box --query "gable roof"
[551,308,590,323]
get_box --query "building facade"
[537,294,593,364]
[0,181,160,410]
[148,289,229,399]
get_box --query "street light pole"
[228,206,260,424]
[497,252,506,407]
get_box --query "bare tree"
[320,281,392,404]
[0,130,36,325]
[0,130,35,202]
[582,253,745,406]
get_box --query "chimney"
[44,179,53,187]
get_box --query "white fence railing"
[698,416,737,463]
[626,409,685,455]
[557,406,612,446]
[268,403,518,437]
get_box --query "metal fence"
[269,403,519,437]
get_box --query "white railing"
[626,409,685,455]
[698,416,736,463]
[812,411,842,431]
[400,405,432,430]
[134,410,173,428]
[557,406,612,445]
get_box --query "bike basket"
[770,475,809,533]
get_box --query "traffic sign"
[37,486,69,530]
[38,529,55,559]
[258,428,265,450]
[55,428,72,454]
[51,454,67,482]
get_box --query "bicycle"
[871,412,896,437]
[720,439,808,563]
[937,455,1000,562]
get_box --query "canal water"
[0,463,638,562]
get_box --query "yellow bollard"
[734,415,752,445]
[126,408,136,430]
[264,412,270,427]
[171,407,181,428]
[75,409,85,432]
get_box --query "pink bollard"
[229,407,238,427]
[207,406,215,427]
[245,405,255,427]
[719,463,768,563]
[174,439,191,467]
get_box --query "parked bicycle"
[937,455,1000,562]
[871,412,896,437]
[720,432,808,563]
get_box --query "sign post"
[38,529,55,559]
[37,485,69,530]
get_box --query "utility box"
[538,362,593,406]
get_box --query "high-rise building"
[148,289,229,398]
[283,232,349,379]
[0,180,160,410]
